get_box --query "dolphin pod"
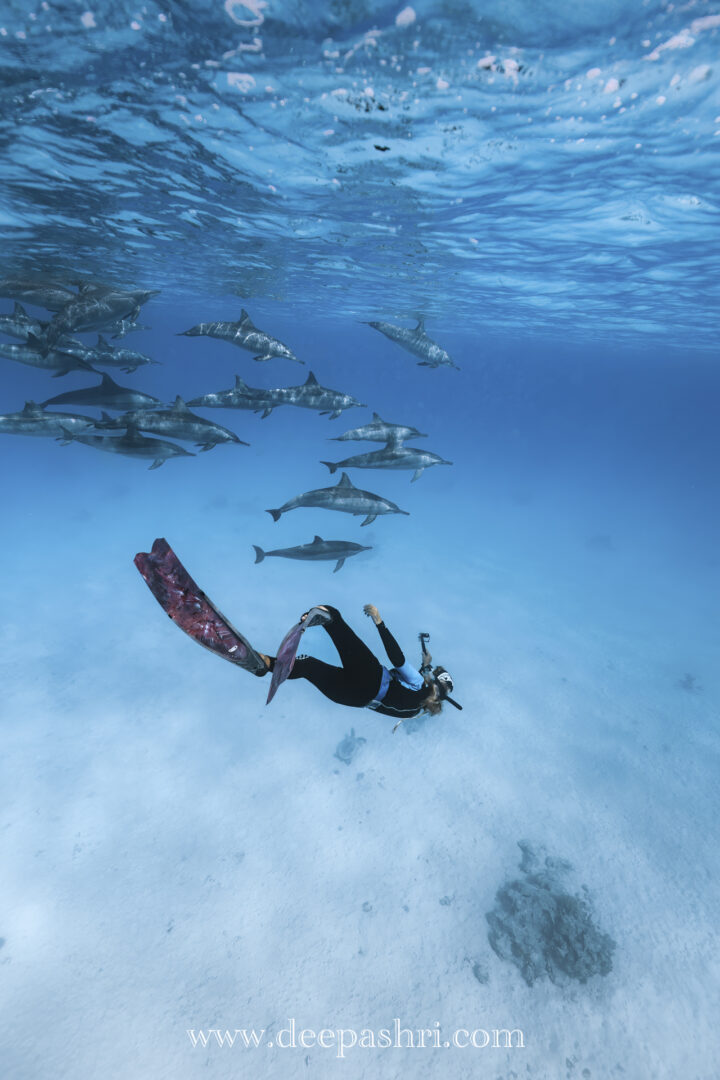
[1,283,456,566]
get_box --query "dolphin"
[58,421,194,469]
[0,302,48,342]
[321,444,453,482]
[0,400,96,439]
[187,374,281,417]
[329,412,428,445]
[253,535,371,573]
[94,397,249,451]
[41,372,162,411]
[50,334,158,374]
[0,278,78,311]
[364,317,459,369]
[267,472,409,526]
[264,371,366,419]
[179,309,302,364]
[74,280,159,304]
[45,288,159,346]
[0,336,96,377]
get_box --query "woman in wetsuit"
[259,604,460,725]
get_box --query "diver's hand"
[363,604,382,626]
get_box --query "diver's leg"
[288,656,371,707]
[316,606,382,685]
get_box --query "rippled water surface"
[2,0,720,345]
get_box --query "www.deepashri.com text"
[187,1019,525,1059]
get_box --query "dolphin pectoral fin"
[197,442,215,452]
[329,410,341,419]
[417,361,431,366]
[360,514,377,526]
[333,558,346,573]
[261,407,273,419]
[56,426,75,445]
[411,468,424,482]
[148,459,165,470]
[253,354,271,362]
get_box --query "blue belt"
[366,666,391,710]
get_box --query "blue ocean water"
[1,2,719,1078]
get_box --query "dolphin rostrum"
[321,444,453,482]
[329,412,428,445]
[42,372,162,411]
[58,421,194,470]
[267,472,409,526]
[364,317,459,369]
[263,371,366,419]
[253,535,371,573]
[187,374,280,418]
[0,401,96,439]
[94,397,248,451]
[179,309,302,364]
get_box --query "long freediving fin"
[134,537,268,675]
[266,606,330,704]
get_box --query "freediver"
[256,604,462,728]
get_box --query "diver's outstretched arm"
[363,604,405,668]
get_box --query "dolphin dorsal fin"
[173,395,188,411]
[13,302,27,316]
[372,412,383,421]
[305,371,319,386]
[337,472,355,488]
[313,535,323,543]
[415,317,425,331]
[23,400,42,416]
[100,373,116,385]
[97,334,110,348]
[234,374,248,389]
[239,309,253,326]
[123,419,140,437]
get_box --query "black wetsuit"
[287,606,433,719]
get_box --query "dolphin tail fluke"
[320,460,338,474]
[253,545,266,564]
[333,558,346,573]
[267,509,282,522]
